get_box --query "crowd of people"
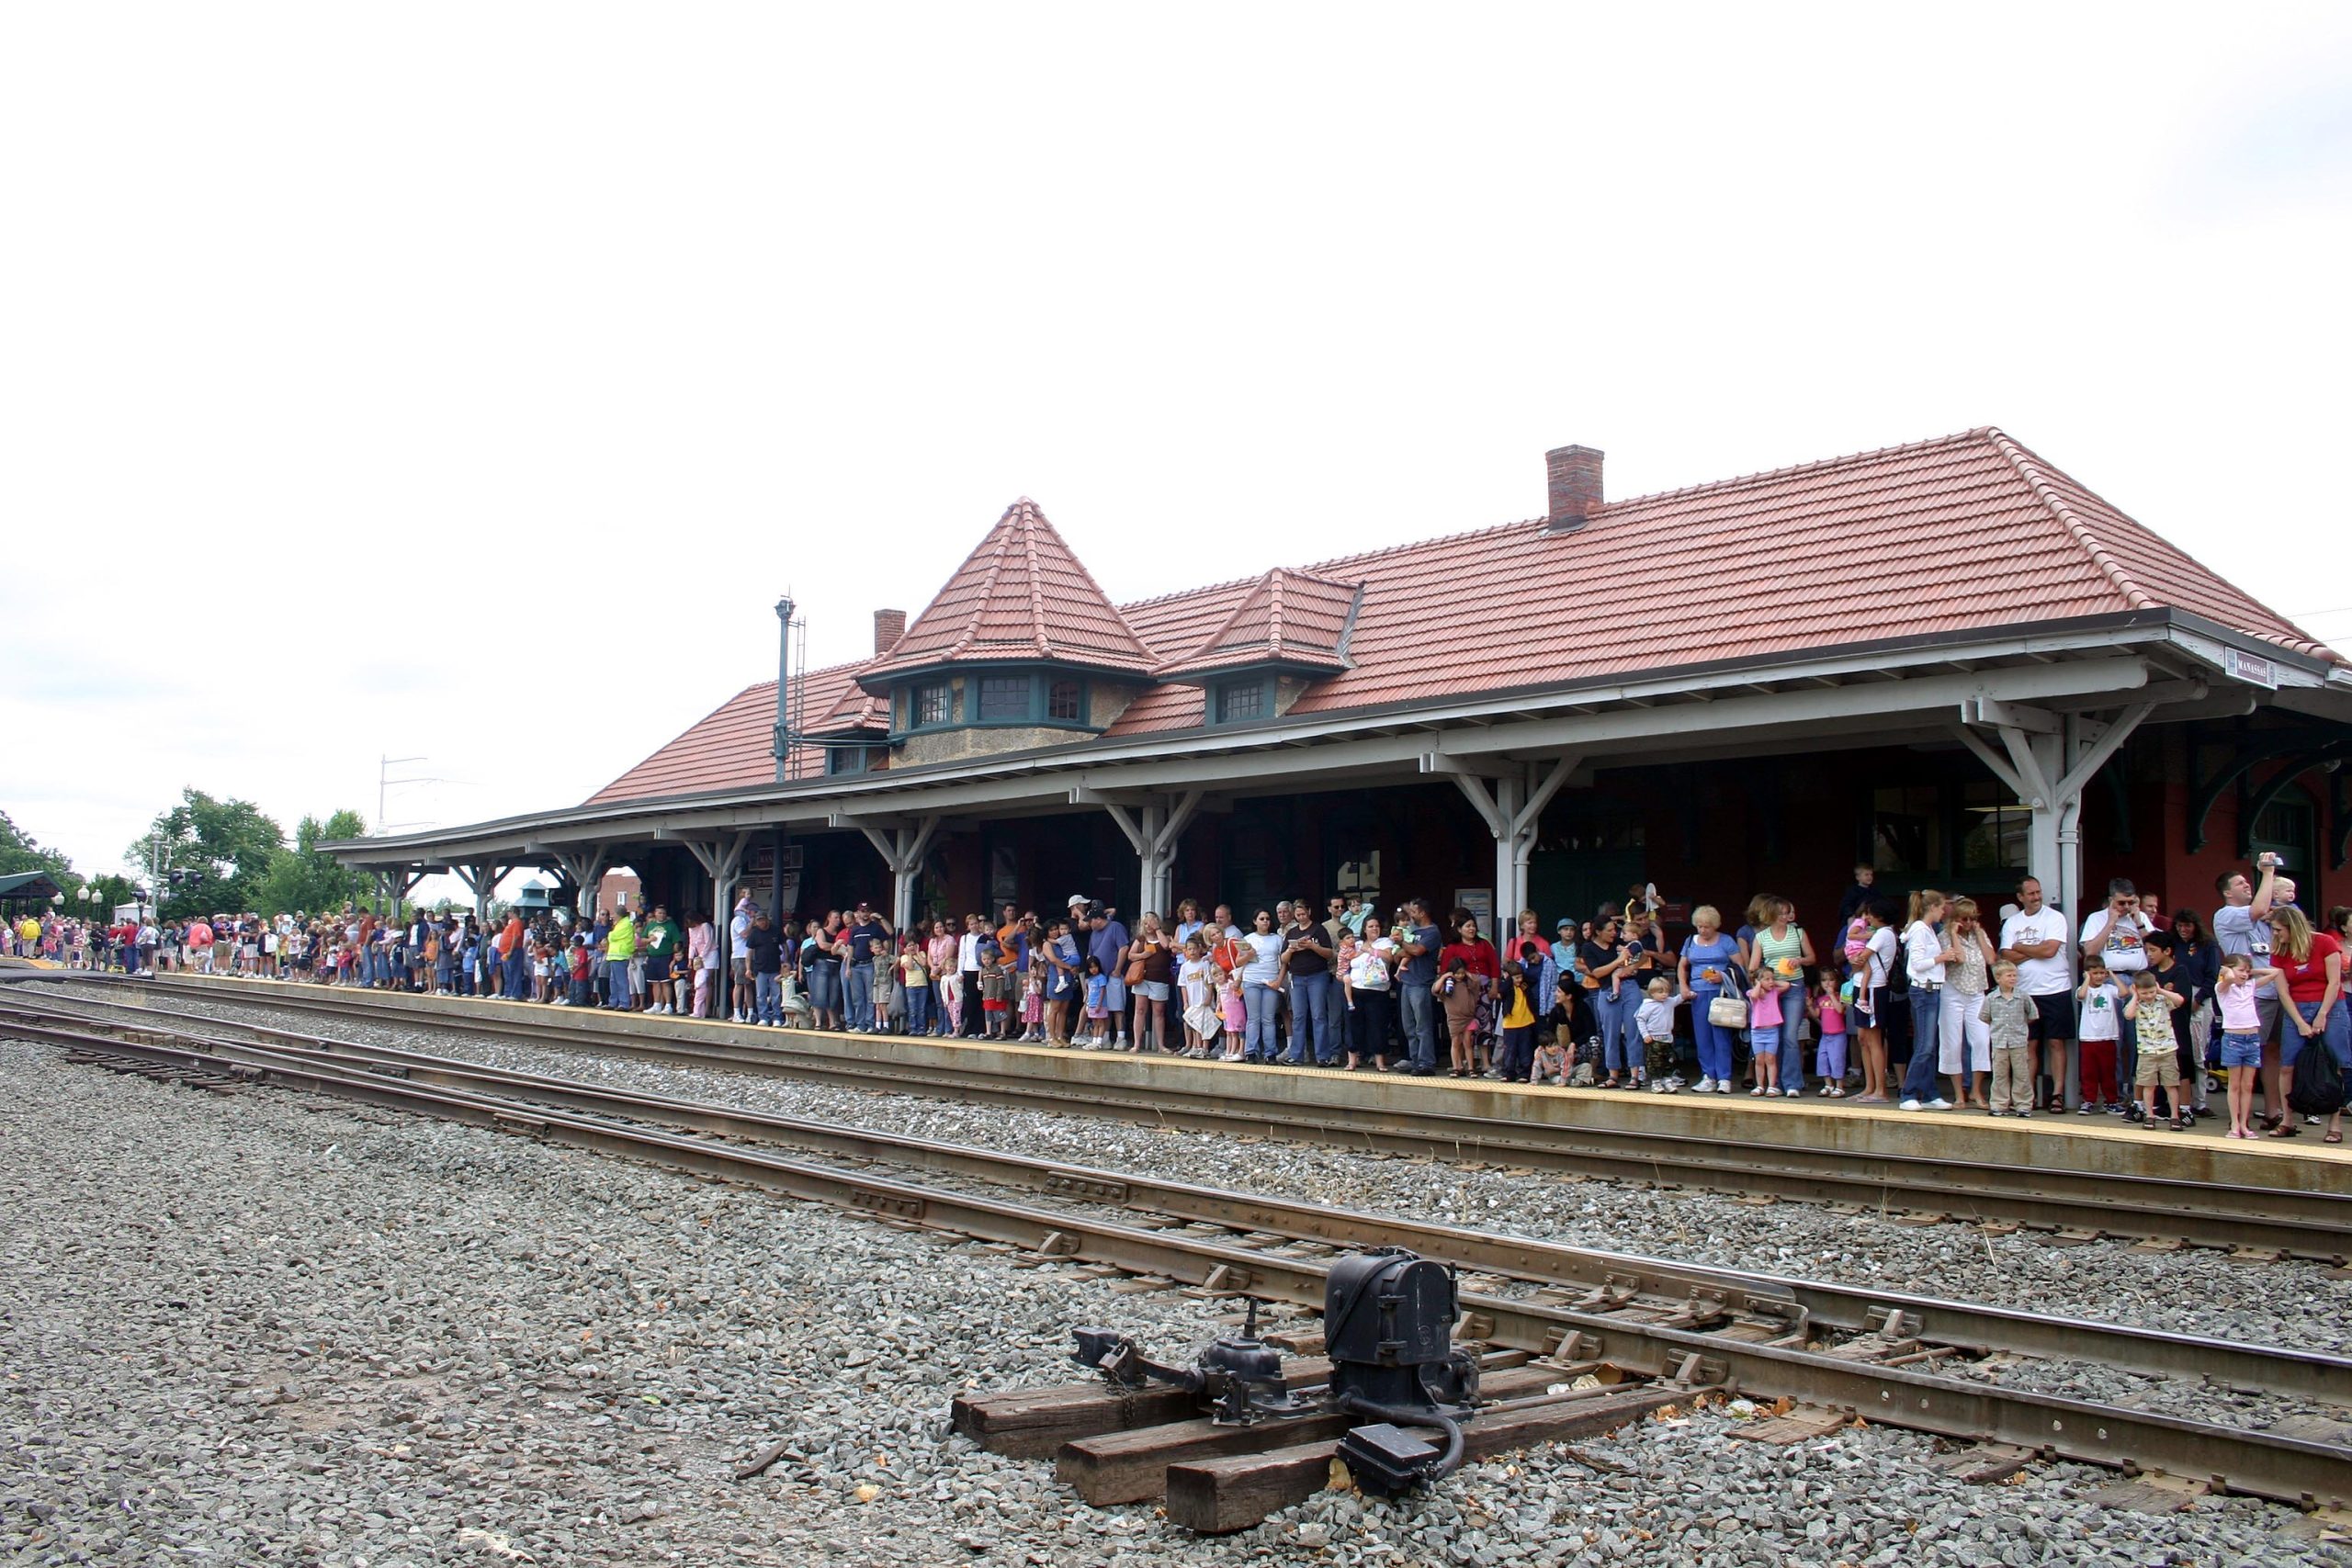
[707,859,2346,1140]
[14,850,2345,1139]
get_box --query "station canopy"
[0,871,67,906]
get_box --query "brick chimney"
[1544,445,1604,532]
[873,608,907,655]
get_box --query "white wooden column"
[552,847,610,919]
[1954,699,2154,942]
[856,816,945,931]
[1094,789,1204,919]
[452,862,510,925]
[1428,754,1579,931]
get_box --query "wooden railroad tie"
[1163,1384,1688,1534]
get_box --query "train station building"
[330,427,2352,952]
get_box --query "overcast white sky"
[5,3,2349,886]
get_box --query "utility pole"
[772,595,797,783]
[380,754,428,833]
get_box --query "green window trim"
[888,671,1096,739]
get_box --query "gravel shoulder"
[3,1022,2346,1567]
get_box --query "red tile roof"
[584,661,866,805]
[588,428,2336,802]
[1156,568,1362,681]
[856,498,1156,685]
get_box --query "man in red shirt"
[499,913,527,999]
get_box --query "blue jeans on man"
[608,959,633,1009]
[755,972,781,1025]
[503,949,528,1000]
[1398,981,1438,1073]
[843,962,874,1032]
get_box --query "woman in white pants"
[1939,897,1998,1108]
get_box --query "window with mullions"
[1214,678,1265,724]
[1871,785,1943,875]
[978,676,1031,721]
[1959,781,2030,873]
[1873,780,2028,879]
[1047,680,1082,722]
[913,683,952,727]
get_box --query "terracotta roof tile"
[583,661,868,805]
[589,428,2337,800]
[858,498,1155,682]
[1156,568,1362,680]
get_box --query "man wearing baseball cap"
[842,900,892,1033]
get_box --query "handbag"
[1706,960,1749,1030]
[1124,957,1148,986]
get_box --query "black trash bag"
[2288,1034,2346,1117]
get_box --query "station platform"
[85,971,2352,1192]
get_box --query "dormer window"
[1047,680,1083,722]
[913,682,953,728]
[1213,677,1267,724]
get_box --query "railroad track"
[6,987,2349,1513]
[71,974,2352,1260]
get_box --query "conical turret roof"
[857,499,1157,689]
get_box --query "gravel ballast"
[83,984,2352,1358]
[2,1015,2346,1565]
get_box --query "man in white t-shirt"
[1998,875,2074,1111]
[729,890,756,1022]
[2078,879,2154,977]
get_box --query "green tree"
[0,807,75,882]
[254,809,371,917]
[127,790,288,917]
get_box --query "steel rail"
[10,987,2346,1407]
[70,976,2352,1258]
[11,1010,2348,1510]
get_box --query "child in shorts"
[2124,969,2190,1131]
[1080,956,1110,1047]
[2212,952,2282,1139]
[1634,976,1683,1092]
[871,953,899,1034]
[1808,974,1849,1097]
[978,950,1011,1039]
[1747,970,1787,1097]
